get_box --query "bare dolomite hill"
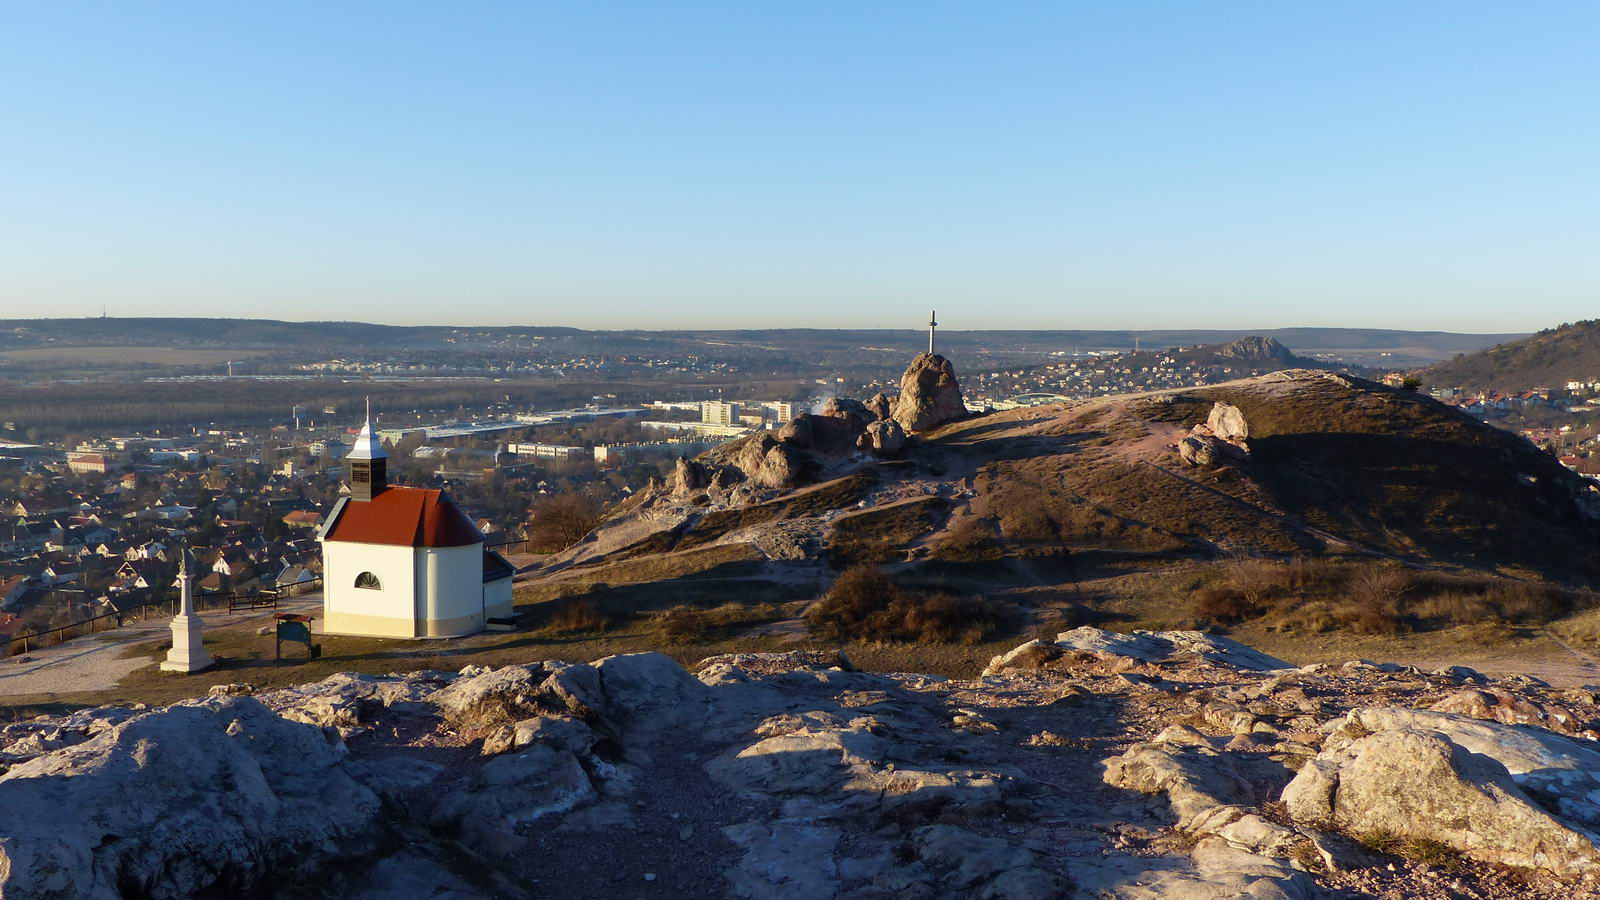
[546,367,1600,589]
[5,631,1600,898]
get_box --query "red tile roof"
[324,487,484,548]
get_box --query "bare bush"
[1342,567,1409,635]
[527,491,605,552]
[806,564,998,645]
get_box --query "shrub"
[1193,587,1255,625]
[656,605,712,643]
[805,564,998,645]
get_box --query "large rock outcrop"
[891,352,965,433]
[0,696,381,900]
[1283,725,1600,876]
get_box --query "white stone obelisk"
[160,546,213,673]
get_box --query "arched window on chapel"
[354,571,382,590]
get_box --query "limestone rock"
[427,664,546,725]
[429,744,596,855]
[736,435,807,490]
[1178,434,1220,467]
[0,697,381,899]
[775,414,814,445]
[1207,401,1250,442]
[891,352,965,433]
[1283,727,1600,875]
[856,418,906,456]
[482,715,598,757]
[592,652,709,722]
[669,457,711,496]
[722,820,841,900]
[1429,687,1595,737]
[819,396,871,427]
[982,639,1064,676]
[1101,740,1262,829]
[1056,627,1291,672]
[1322,706,1600,829]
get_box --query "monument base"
[160,614,214,673]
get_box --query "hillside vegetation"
[1421,319,1600,390]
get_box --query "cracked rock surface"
[4,631,1600,898]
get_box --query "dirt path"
[0,597,320,699]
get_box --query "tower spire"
[928,310,938,355]
[347,398,388,501]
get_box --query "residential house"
[1,575,29,610]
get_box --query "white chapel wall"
[323,541,418,637]
[418,544,485,637]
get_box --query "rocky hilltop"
[1210,335,1299,363]
[553,366,1600,585]
[4,632,1600,898]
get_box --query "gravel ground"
[0,596,320,698]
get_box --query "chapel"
[318,413,515,637]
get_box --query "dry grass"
[1184,557,1594,636]
[561,543,764,585]
[540,598,610,634]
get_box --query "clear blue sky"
[1,2,1595,330]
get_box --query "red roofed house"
[318,411,514,638]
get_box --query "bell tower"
[346,399,388,502]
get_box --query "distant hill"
[1164,335,1312,368]
[1420,320,1600,390]
[0,318,1524,361]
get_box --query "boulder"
[981,639,1064,676]
[857,419,906,456]
[736,435,807,490]
[775,414,815,446]
[752,442,805,489]
[1056,627,1291,672]
[1179,429,1249,467]
[1178,434,1222,467]
[592,652,709,721]
[819,397,871,427]
[0,697,381,899]
[669,456,710,496]
[1321,707,1600,829]
[1206,402,1250,442]
[891,352,966,433]
[865,392,895,421]
[1283,726,1600,875]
